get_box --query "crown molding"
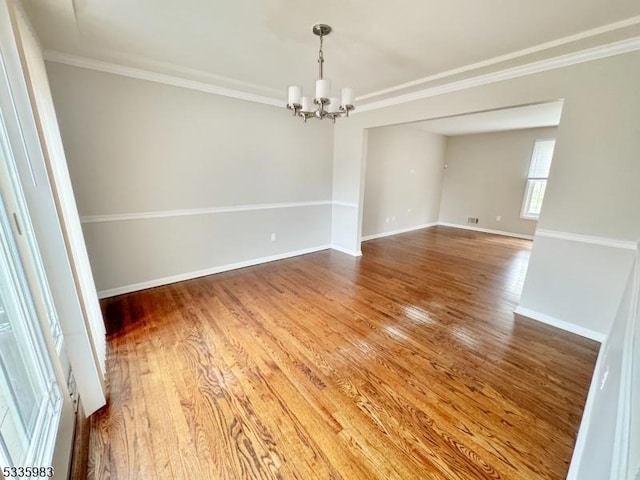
[43,31,640,114]
[356,36,640,113]
[358,16,640,101]
[43,50,284,108]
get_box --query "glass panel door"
[0,190,63,469]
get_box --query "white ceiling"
[410,101,564,136]
[22,1,640,103]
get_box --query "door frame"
[0,154,75,476]
[0,0,105,415]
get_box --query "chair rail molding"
[81,200,335,224]
[535,229,638,251]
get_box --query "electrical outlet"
[467,217,479,224]
[496,215,501,221]
[385,217,390,223]
[270,233,276,241]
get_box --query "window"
[521,139,555,220]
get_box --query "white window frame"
[521,139,555,221]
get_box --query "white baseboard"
[98,245,331,298]
[514,306,606,342]
[329,244,363,257]
[332,201,358,209]
[361,222,438,241]
[438,222,534,240]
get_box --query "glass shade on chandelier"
[286,24,355,122]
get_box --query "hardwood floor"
[91,226,598,480]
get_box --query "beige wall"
[332,51,640,336]
[440,127,557,237]
[47,51,640,337]
[82,207,331,292]
[333,52,640,244]
[362,125,445,238]
[46,62,334,295]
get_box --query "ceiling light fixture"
[286,24,354,122]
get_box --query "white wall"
[82,207,331,295]
[440,127,557,237]
[45,62,334,296]
[568,253,638,480]
[518,235,635,338]
[332,51,640,337]
[362,125,445,238]
[48,51,640,339]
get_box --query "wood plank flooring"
[91,226,599,479]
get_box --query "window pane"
[527,180,547,216]
[0,253,45,464]
[528,140,555,178]
[0,117,63,354]
[0,191,61,467]
[0,306,37,462]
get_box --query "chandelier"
[286,24,355,122]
